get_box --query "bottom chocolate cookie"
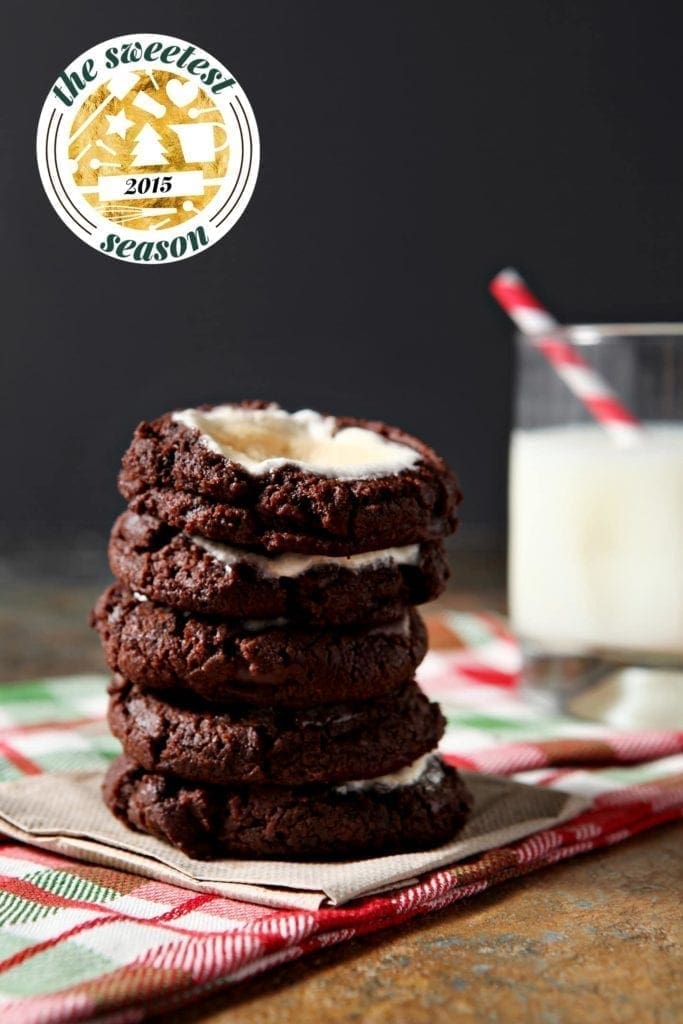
[103,754,473,860]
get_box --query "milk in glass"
[509,423,683,655]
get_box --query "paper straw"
[490,268,643,446]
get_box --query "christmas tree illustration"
[131,123,168,166]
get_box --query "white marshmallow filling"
[335,752,444,794]
[189,533,421,579]
[172,404,420,479]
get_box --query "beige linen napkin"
[0,771,588,909]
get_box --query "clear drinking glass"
[509,325,683,724]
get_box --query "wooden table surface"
[0,561,680,1024]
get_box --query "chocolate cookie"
[103,754,473,860]
[118,402,461,554]
[93,584,427,707]
[109,510,449,625]
[107,676,445,786]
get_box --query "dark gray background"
[3,1,683,550]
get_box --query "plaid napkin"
[0,611,681,1023]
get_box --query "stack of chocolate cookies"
[94,402,472,859]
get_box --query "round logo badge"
[36,34,260,264]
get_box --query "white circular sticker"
[36,34,260,264]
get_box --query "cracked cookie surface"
[107,675,445,786]
[109,510,449,625]
[103,753,473,860]
[93,584,427,706]
[118,402,461,553]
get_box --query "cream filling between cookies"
[172,404,420,478]
[240,617,290,632]
[335,751,442,794]
[243,613,410,638]
[189,534,421,579]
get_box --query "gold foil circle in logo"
[69,69,229,232]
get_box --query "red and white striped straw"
[490,268,643,446]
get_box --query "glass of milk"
[509,325,683,720]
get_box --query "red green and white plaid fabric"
[0,611,681,1023]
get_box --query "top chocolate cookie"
[119,402,461,553]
